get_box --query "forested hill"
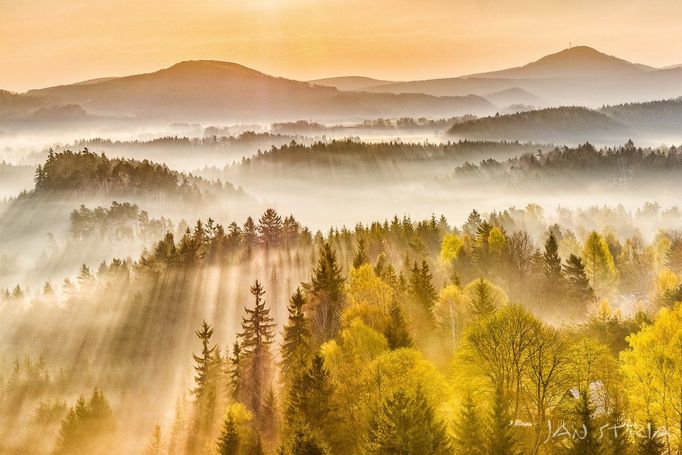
[448,98,682,143]
[220,139,548,184]
[446,141,682,188]
[32,149,245,201]
[448,107,629,142]
[601,97,682,131]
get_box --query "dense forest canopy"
[33,149,242,201]
[4,197,682,454]
[446,141,682,189]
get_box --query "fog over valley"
[3,6,682,454]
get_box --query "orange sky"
[2,0,682,92]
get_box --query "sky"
[2,0,682,92]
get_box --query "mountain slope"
[309,76,398,91]
[364,47,680,106]
[483,87,544,108]
[27,61,494,121]
[448,107,630,142]
[470,46,655,79]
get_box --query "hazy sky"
[2,0,682,92]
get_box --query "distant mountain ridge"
[467,46,655,79]
[25,60,494,122]
[361,47,682,106]
[309,76,399,91]
[3,47,682,124]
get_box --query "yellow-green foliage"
[440,234,463,263]
[622,304,682,446]
[342,264,393,332]
[582,231,619,296]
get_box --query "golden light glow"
[1,0,682,91]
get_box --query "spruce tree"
[307,243,345,341]
[281,288,311,383]
[453,392,485,455]
[192,321,217,399]
[470,278,497,318]
[228,341,242,401]
[543,231,563,283]
[463,210,483,237]
[242,217,258,247]
[488,385,516,455]
[374,253,398,288]
[607,398,629,455]
[239,280,276,416]
[366,387,451,455]
[638,418,665,455]
[352,237,369,269]
[217,414,239,455]
[258,208,283,248]
[384,301,413,349]
[285,354,335,439]
[282,427,331,455]
[568,389,600,455]
[409,260,438,311]
[564,254,595,304]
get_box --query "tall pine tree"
[453,392,485,455]
[488,385,516,455]
[564,254,595,305]
[409,261,438,312]
[307,243,345,342]
[281,288,311,384]
[352,237,369,269]
[365,387,451,455]
[217,414,239,455]
[285,354,335,445]
[239,280,276,416]
[192,321,217,399]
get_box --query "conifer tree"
[470,278,497,318]
[307,243,345,341]
[281,427,331,455]
[55,389,115,455]
[543,231,563,284]
[384,301,413,349]
[374,253,398,287]
[239,280,276,416]
[258,208,283,248]
[453,392,485,455]
[217,414,239,455]
[607,397,629,455]
[564,254,595,304]
[281,288,311,383]
[488,385,516,455]
[638,418,665,455]
[285,354,335,440]
[243,217,258,247]
[365,387,451,455]
[568,389,600,455]
[261,388,279,438]
[192,321,217,399]
[409,261,438,311]
[352,237,369,269]
[463,210,483,237]
[227,341,242,401]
